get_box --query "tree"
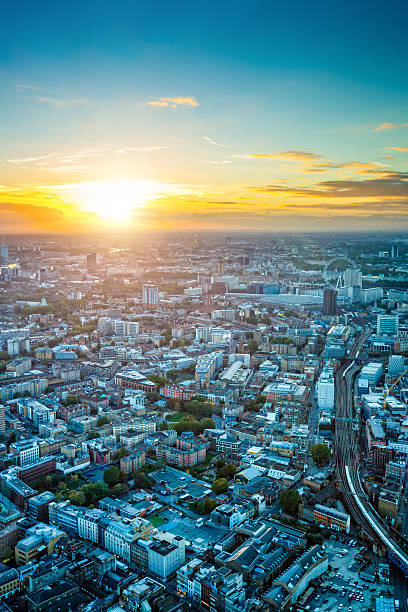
[114,447,129,460]
[278,489,300,514]
[201,418,215,430]
[212,478,228,494]
[311,443,331,466]
[81,482,109,505]
[1,547,13,561]
[132,470,153,489]
[217,463,237,480]
[68,490,86,506]
[103,465,120,486]
[173,416,202,436]
[147,391,161,403]
[97,415,110,427]
[247,339,259,354]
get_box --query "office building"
[86,252,97,273]
[142,284,159,305]
[317,369,335,410]
[344,267,362,288]
[377,314,399,337]
[148,539,184,579]
[114,320,140,336]
[0,245,9,260]
[388,355,405,379]
[391,244,400,259]
[323,288,337,315]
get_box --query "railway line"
[335,328,408,576]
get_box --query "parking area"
[301,537,392,612]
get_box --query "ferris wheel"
[323,256,357,289]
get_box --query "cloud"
[231,150,322,162]
[147,96,198,108]
[374,122,399,132]
[249,172,408,199]
[14,83,42,92]
[388,147,408,152]
[203,160,232,165]
[203,136,228,148]
[37,96,87,107]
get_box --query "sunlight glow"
[54,180,163,221]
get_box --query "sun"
[57,180,161,221]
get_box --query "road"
[335,327,408,609]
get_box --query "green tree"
[81,482,109,505]
[68,490,86,506]
[103,465,120,486]
[247,339,259,354]
[217,463,237,480]
[201,418,215,430]
[278,489,301,514]
[114,447,129,460]
[97,415,110,427]
[212,478,228,494]
[311,443,331,466]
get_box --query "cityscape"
[0,233,406,612]
[1,1,408,611]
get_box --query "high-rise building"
[217,259,225,276]
[343,267,362,288]
[0,404,5,434]
[391,244,400,259]
[0,245,9,260]
[86,253,97,273]
[142,284,159,305]
[323,288,337,315]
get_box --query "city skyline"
[1,0,408,233]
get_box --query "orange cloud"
[147,96,198,108]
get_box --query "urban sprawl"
[0,233,407,612]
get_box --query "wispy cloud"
[355,122,408,133]
[203,136,228,148]
[14,82,42,92]
[231,150,323,162]
[37,96,87,107]
[388,147,408,152]
[147,96,198,108]
[203,159,232,165]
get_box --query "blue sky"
[1,0,407,232]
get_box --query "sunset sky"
[1,0,408,233]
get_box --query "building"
[142,284,159,305]
[120,450,146,474]
[86,252,97,272]
[148,539,184,580]
[359,362,383,386]
[0,245,9,261]
[312,504,350,533]
[114,320,140,336]
[388,355,405,379]
[377,314,399,337]
[0,566,19,600]
[317,369,335,410]
[9,440,40,466]
[323,288,337,315]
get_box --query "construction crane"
[383,366,408,409]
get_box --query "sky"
[1,0,408,233]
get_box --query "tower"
[87,253,97,273]
[323,289,337,315]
